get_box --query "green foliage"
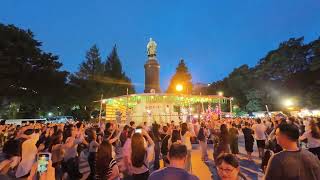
[0,24,135,119]
[255,37,309,81]
[309,38,320,71]
[0,24,70,118]
[77,44,104,79]
[104,45,135,96]
[69,45,135,120]
[206,36,320,111]
[233,107,246,117]
[167,59,193,94]
[245,90,264,112]
[105,45,123,78]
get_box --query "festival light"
[176,84,183,92]
[218,91,224,97]
[102,94,229,106]
[283,99,294,107]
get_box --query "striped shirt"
[95,158,117,180]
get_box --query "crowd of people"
[0,114,319,180]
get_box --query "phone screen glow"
[37,154,50,174]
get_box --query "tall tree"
[245,90,264,112]
[104,45,134,96]
[69,44,135,120]
[309,38,320,72]
[167,59,193,94]
[69,44,106,117]
[105,45,123,78]
[206,36,320,111]
[76,44,104,80]
[0,24,69,118]
[254,37,308,82]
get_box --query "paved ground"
[190,134,264,180]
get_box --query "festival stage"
[100,93,231,124]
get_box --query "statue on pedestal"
[147,38,157,56]
[144,37,161,93]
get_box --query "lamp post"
[230,97,233,116]
[175,84,183,122]
[126,88,129,125]
[175,84,184,110]
[98,94,104,126]
[218,91,223,120]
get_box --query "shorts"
[256,140,265,149]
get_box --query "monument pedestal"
[144,56,161,93]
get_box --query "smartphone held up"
[37,153,51,174]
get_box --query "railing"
[4,119,47,125]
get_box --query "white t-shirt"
[89,140,99,153]
[252,123,267,140]
[63,137,82,161]
[182,132,192,150]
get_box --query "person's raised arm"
[142,130,155,163]
[18,133,31,140]
[108,130,121,144]
[299,130,309,141]
[142,130,154,147]
[63,137,74,149]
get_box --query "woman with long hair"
[168,129,181,150]
[95,141,120,180]
[300,120,320,159]
[214,124,230,163]
[181,122,195,172]
[242,122,254,160]
[49,131,64,180]
[229,123,239,155]
[130,130,154,180]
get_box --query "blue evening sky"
[1,0,319,92]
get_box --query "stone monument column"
[144,38,161,93]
